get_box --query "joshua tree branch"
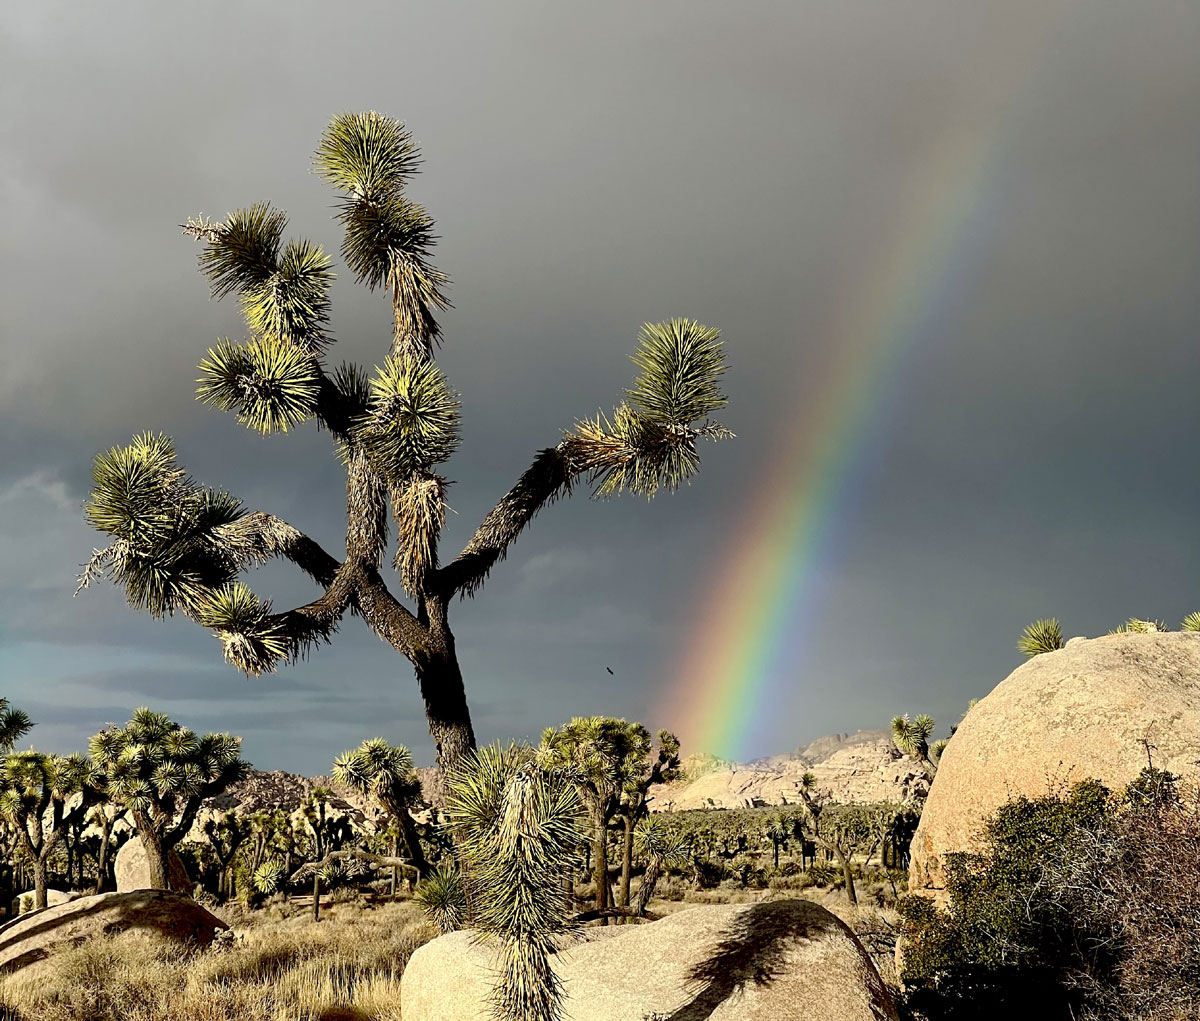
[436,446,575,599]
[214,513,342,588]
[290,848,415,884]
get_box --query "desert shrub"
[692,857,725,889]
[898,769,1199,1021]
[804,860,840,888]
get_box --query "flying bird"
[605,666,614,675]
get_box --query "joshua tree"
[414,865,466,933]
[298,787,354,921]
[1181,612,1200,632]
[793,774,875,906]
[89,708,248,891]
[332,737,428,876]
[201,810,250,901]
[0,751,106,908]
[0,701,32,754]
[890,713,946,781]
[631,817,691,917]
[539,716,647,914]
[1018,618,1065,657]
[445,743,584,1021]
[614,728,681,910]
[90,804,128,894]
[77,112,732,784]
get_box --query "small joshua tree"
[78,111,732,785]
[414,865,467,933]
[0,751,106,908]
[446,743,584,1021]
[201,810,250,901]
[89,708,248,891]
[631,817,691,916]
[891,713,946,781]
[332,737,428,876]
[614,728,681,911]
[1018,618,1065,657]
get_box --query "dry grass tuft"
[0,900,436,1021]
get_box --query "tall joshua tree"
[89,709,248,891]
[333,737,429,877]
[78,112,732,781]
[615,727,681,910]
[0,751,106,909]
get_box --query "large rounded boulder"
[0,890,226,974]
[911,631,1200,897]
[114,838,193,895]
[401,899,898,1021]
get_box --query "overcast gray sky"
[2,1,1198,773]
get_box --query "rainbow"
[660,4,1071,761]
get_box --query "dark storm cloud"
[3,1,1199,770]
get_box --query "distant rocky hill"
[175,728,922,832]
[651,729,928,811]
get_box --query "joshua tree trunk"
[31,859,48,911]
[312,873,321,923]
[591,807,609,914]
[619,816,634,909]
[134,816,171,891]
[395,809,430,878]
[833,845,857,906]
[411,649,476,790]
[632,858,662,917]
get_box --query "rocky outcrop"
[0,890,227,974]
[652,736,929,811]
[401,900,898,1021]
[910,632,1200,898]
[113,839,193,894]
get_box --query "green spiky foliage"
[0,699,32,753]
[446,743,585,1021]
[1181,612,1200,632]
[630,817,691,916]
[83,111,732,789]
[0,750,106,909]
[251,858,288,896]
[1109,617,1166,635]
[89,709,247,891]
[538,717,657,914]
[613,727,680,910]
[1018,618,1065,657]
[891,713,943,780]
[414,865,467,933]
[332,737,429,875]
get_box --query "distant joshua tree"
[332,737,428,876]
[89,708,248,891]
[0,751,105,908]
[78,111,732,784]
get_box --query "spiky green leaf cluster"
[414,866,467,933]
[252,858,288,895]
[239,239,334,352]
[314,112,422,202]
[1181,612,1200,632]
[633,817,691,869]
[446,743,584,1021]
[1109,617,1165,635]
[564,320,730,499]
[197,336,321,434]
[198,203,288,299]
[195,582,291,675]
[891,714,936,761]
[196,204,335,354]
[1018,618,1065,657]
[626,319,728,427]
[89,708,246,818]
[83,434,247,617]
[0,700,32,754]
[354,354,460,483]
